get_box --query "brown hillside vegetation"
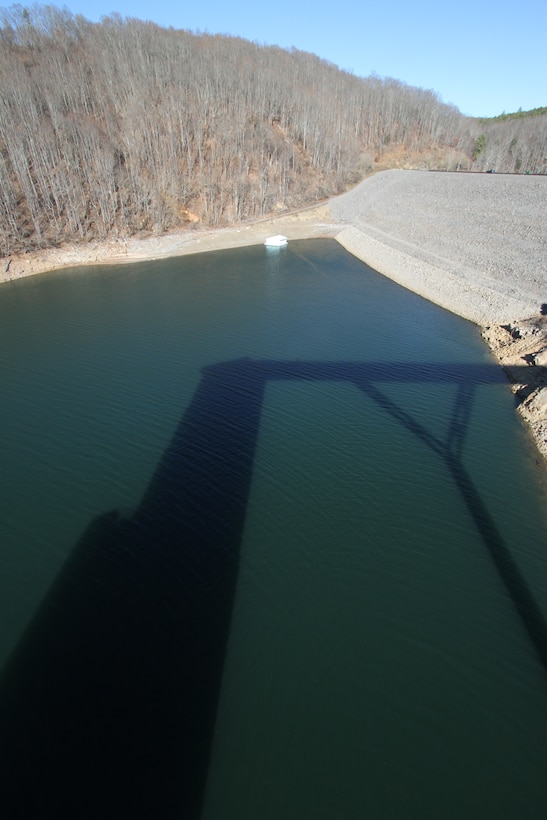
[0,4,545,258]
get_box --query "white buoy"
[264,234,288,247]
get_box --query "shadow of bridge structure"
[0,357,546,818]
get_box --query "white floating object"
[264,234,288,247]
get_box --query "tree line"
[0,4,545,257]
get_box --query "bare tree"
[0,4,544,257]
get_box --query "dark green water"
[1,239,547,818]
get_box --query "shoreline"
[0,204,337,283]
[2,187,546,466]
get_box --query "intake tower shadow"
[0,357,545,818]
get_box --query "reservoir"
[1,238,547,817]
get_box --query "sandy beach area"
[2,170,546,462]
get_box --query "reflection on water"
[0,240,547,818]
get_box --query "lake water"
[1,239,547,818]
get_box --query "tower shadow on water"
[0,357,546,819]
[0,359,265,819]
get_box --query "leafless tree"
[0,4,544,257]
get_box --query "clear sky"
[24,0,547,118]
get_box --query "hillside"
[0,5,545,258]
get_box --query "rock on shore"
[482,318,547,463]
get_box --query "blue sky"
[24,0,547,117]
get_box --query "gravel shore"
[330,169,546,325]
[330,170,547,464]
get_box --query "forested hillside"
[0,5,545,258]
